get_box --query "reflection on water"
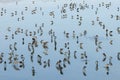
[0,0,120,80]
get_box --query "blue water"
[0,0,120,80]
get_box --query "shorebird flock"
[0,0,120,79]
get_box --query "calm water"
[0,0,120,80]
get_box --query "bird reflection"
[30,55,34,62]
[117,27,120,34]
[13,61,20,71]
[37,55,42,65]
[13,65,20,71]
[43,61,47,68]
[104,64,110,75]
[95,61,99,71]
[14,42,17,51]
[74,51,77,59]
[82,66,87,76]
[48,59,50,67]
[32,67,35,76]
[109,56,113,66]
[4,61,7,71]
[117,52,120,60]
[56,60,63,75]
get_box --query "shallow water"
[0,0,120,80]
